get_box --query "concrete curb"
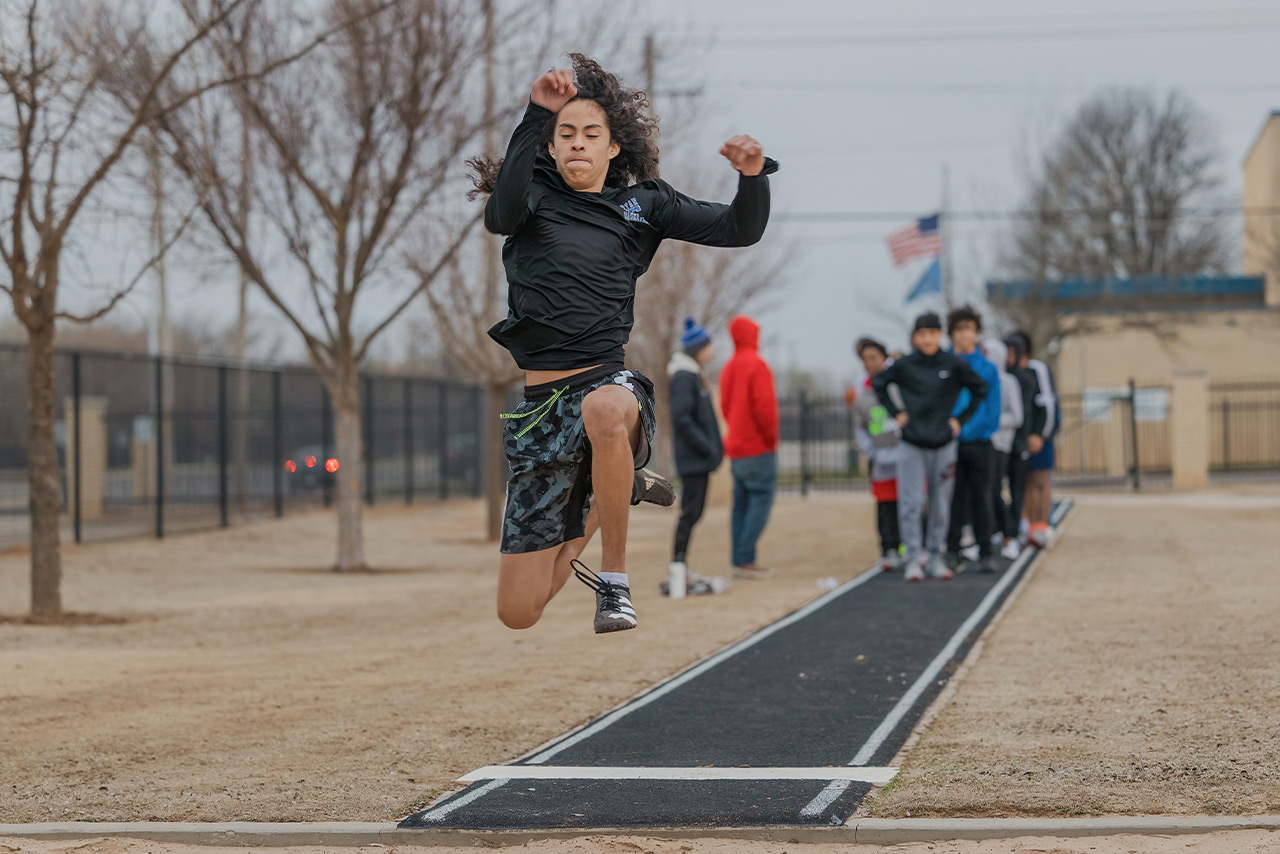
[3,816,1279,847]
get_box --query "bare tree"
[0,0,288,618]
[995,88,1230,357]
[141,0,493,570]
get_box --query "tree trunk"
[27,320,63,617]
[484,381,509,541]
[331,368,366,571]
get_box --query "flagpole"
[941,164,952,310]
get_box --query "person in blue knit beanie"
[665,317,729,596]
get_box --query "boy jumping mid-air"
[471,56,776,634]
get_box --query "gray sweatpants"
[896,440,958,566]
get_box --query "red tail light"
[304,455,317,468]
[284,460,297,473]
[325,458,339,473]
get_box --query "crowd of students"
[852,306,1059,582]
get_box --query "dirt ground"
[871,488,1280,818]
[3,831,1280,854]
[0,494,879,823]
[4,485,1280,842]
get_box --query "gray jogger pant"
[896,440,958,566]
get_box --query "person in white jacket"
[982,338,1024,560]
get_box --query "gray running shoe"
[573,560,637,633]
[631,468,676,507]
[904,562,926,583]
[926,557,954,580]
[881,550,903,572]
[662,573,732,596]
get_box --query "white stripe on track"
[798,499,1075,819]
[412,778,508,823]
[458,766,900,783]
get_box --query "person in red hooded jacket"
[719,316,779,580]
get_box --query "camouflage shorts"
[500,364,657,555]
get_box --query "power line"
[668,16,1280,48]
[773,207,1280,224]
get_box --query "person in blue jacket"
[945,305,1002,572]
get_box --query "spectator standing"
[719,315,778,580]
[1002,334,1037,550]
[944,306,1002,573]
[872,312,987,583]
[982,338,1024,560]
[1011,331,1059,548]
[853,338,903,571]
[666,318,729,596]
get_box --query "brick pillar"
[1171,369,1210,490]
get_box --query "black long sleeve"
[483,110,778,370]
[871,361,902,417]
[484,102,552,235]
[656,159,778,247]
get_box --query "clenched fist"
[531,69,577,113]
[720,135,765,176]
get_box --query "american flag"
[886,214,942,268]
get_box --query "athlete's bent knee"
[582,396,630,442]
[497,600,542,630]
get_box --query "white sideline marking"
[413,779,508,823]
[458,766,900,784]
[798,499,1075,819]
[526,562,884,765]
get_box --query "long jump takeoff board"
[402,501,1073,830]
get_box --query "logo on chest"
[619,197,649,224]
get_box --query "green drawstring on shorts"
[501,385,569,439]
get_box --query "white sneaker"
[960,525,976,549]
[904,562,925,583]
[961,544,980,562]
[689,573,732,595]
[881,550,903,572]
[1001,538,1022,560]
[926,557,954,580]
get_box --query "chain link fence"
[0,344,485,549]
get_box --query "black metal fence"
[1210,382,1280,477]
[0,344,485,548]
[776,379,1280,494]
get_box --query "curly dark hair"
[946,304,982,334]
[467,53,659,199]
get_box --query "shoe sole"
[595,620,637,634]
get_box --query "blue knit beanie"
[681,317,711,351]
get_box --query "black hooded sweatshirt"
[484,102,778,370]
[871,349,988,450]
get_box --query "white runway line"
[413,779,508,823]
[458,766,900,784]
[798,500,1075,819]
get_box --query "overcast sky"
[19,0,1277,388]
[623,0,1279,387]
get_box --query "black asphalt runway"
[403,502,1072,830]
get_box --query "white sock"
[598,571,629,588]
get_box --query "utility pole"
[644,32,656,105]
[481,0,506,540]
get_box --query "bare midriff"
[525,365,602,387]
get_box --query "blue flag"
[906,258,942,302]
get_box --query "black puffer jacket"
[668,353,724,476]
